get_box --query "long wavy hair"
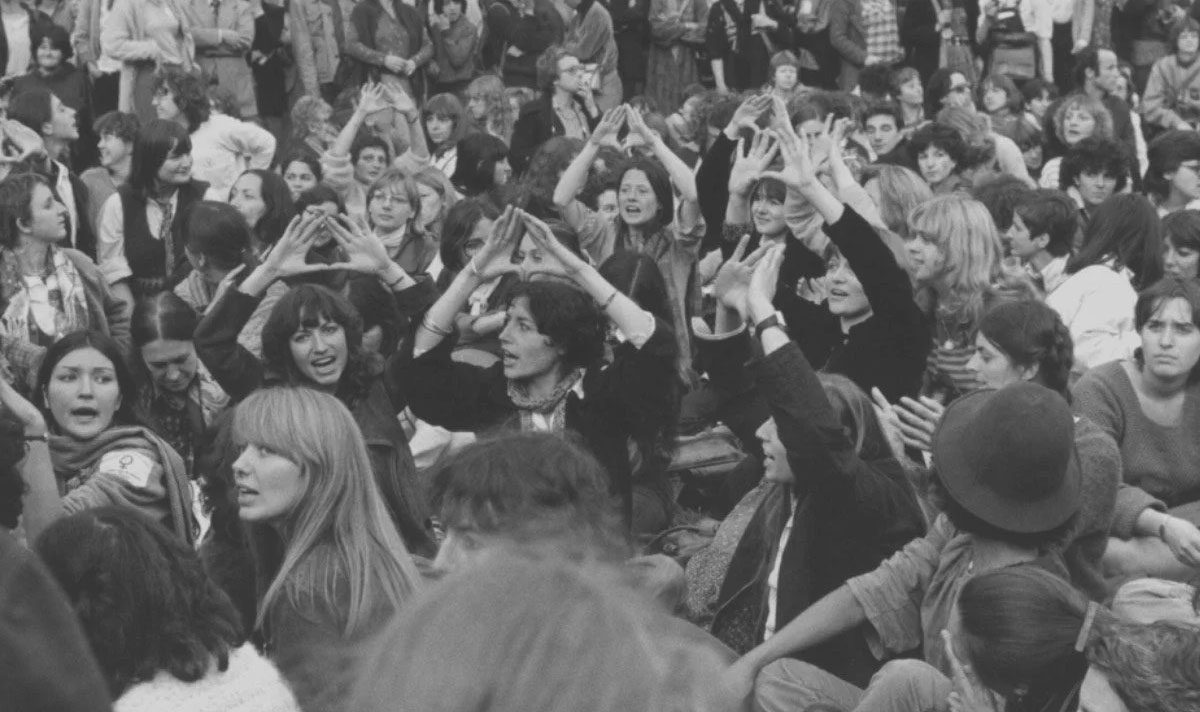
[234,387,421,635]
[907,194,1005,327]
[466,74,513,141]
[1067,193,1164,289]
[35,507,245,698]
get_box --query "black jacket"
[509,91,599,176]
[709,340,926,687]
[403,316,678,525]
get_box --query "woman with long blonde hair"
[906,194,1032,402]
[232,386,420,712]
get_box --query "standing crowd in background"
[3,0,1200,711]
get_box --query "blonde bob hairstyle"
[234,387,420,635]
[1052,94,1114,146]
[352,550,734,712]
[865,164,933,238]
[908,194,1004,319]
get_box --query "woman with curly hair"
[1038,93,1115,190]
[465,73,514,143]
[284,96,337,162]
[405,206,680,533]
[36,507,299,711]
[152,69,275,202]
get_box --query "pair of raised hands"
[259,210,398,279]
[356,82,417,118]
[465,204,590,282]
[711,234,785,322]
[589,104,660,148]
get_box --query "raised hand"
[895,395,946,452]
[726,93,773,134]
[0,119,46,164]
[0,369,45,435]
[625,105,659,144]
[728,131,779,196]
[471,205,525,280]
[262,212,336,278]
[759,126,817,191]
[747,243,784,319]
[713,235,770,320]
[589,105,627,146]
[943,630,1004,712]
[356,82,389,115]
[870,388,907,462]
[325,214,396,277]
[518,209,589,279]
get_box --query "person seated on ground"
[1074,277,1200,583]
[404,206,679,535]
[321,83,429,221]
[352,551,736,712]
[723,380,1084,712]
[883,299,1121,602]
[13,331,196,544]
[35,507,300,711]
[953,564,1200,712]
[553,103,702,382]
[429,431,683,604]
[1001,188,1077,295]
[227,387,422,712]
[697,236,924,688]
[193,212,437,556]
[0,172,129,389]
[1055,136,1129,226]
[1163,209,1200,280]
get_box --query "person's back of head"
[431,432,625,572]
[1069,193,1164,288]
[34,507,244,699]
[352,550,734,712]
[1086,619,1200,712]
[972,174,1032,231]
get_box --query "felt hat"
[932,382,1081,534]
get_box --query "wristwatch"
[753,312,788,340]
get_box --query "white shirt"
[1045,262,1140,372]
[96,0,123,73]
[763,504,796,642]
[96,191,180,286]
[189,113,276,201]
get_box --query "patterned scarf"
[509,367,585,434]
[0,247,89,348]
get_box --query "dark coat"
[403,317,679,524]
[708,340,926,688]
[509,91,600,175]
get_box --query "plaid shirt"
[861,0,901,66]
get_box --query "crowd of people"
[3,0,1200,710]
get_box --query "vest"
[118,180,208,295]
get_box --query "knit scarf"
[50,425,198,546]
[0,247,89,348]
[508,367,585,434]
